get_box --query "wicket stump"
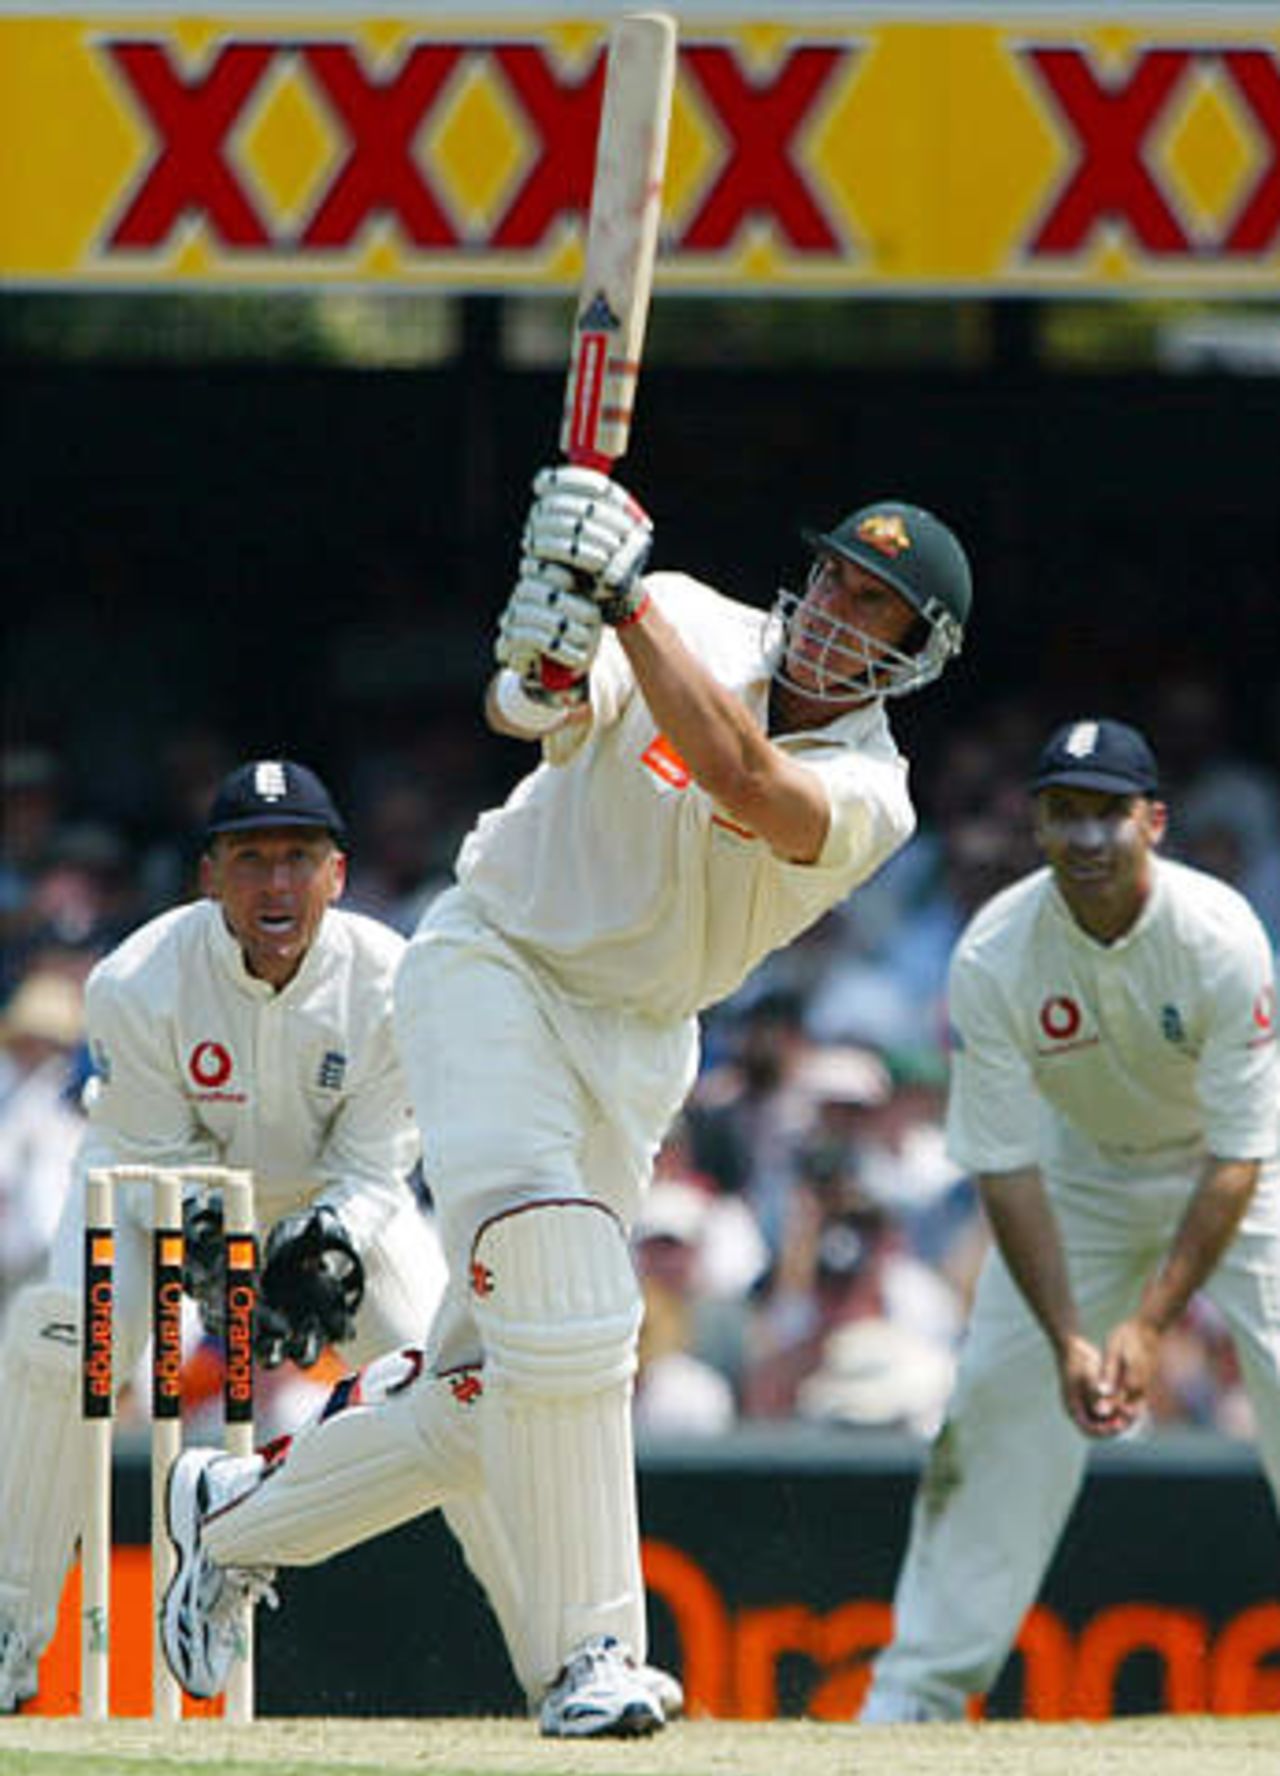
[81,1164,257,1722]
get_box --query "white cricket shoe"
[860,1684,964,1723]
[641,1662,684,1720]
[162,1448,277,1699]
[539,1635,665,1738]
[0,1620,36,1712]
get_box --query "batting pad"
[469,1200,645,1692]
[0,1286,88,1653]
[205,1352,483,1569]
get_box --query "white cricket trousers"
[394,889,698,1373]
[866,1164,1280,1719]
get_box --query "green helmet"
[781,499,972,699]
[806,501,972,628]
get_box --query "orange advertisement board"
[27,1539,1280,1719]
[1,10,1278,293]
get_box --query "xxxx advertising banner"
[2,6,1279,293]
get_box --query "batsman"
[157,472,974,1736]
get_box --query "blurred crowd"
[2,666,1277,1445]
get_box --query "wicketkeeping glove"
[182,1191,228,1338]
[522,465,653,625]
[494,560,604,686]
[256,1205,365,1370]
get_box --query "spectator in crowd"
[684,990,823,1256]
[0,750,67,985]
[135,724,237,911]
[0,971,86,1320]
[741,1043,963,1423]
[633,1179,739,1437]
[342,770,448,935]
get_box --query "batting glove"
[495,559,604,687]
[522,465,653,625]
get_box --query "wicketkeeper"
[0,759,446,1714]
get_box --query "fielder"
[0,759,447,1713]
[862,717,1280,1723]
[157,467,973,1737]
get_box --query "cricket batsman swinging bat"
[539,9,677,691]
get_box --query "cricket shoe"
[641,1662,684,1720]
[539,1635,664,1738]
[860,1684,964,1724]
[0,1620,37,1713]
[162,1448,277,1699]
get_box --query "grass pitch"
[2,1715,1280,1776]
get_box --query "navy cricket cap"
[1031,720,1159,797]
[204,759,347,846]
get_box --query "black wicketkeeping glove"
[256,1205,365,1370]
[182,1192,227,1338]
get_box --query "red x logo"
[1026,47,1192,255]
[681,46,847,252]
[1221,50,1280,253]
[300,44,463,248]
[107,42,274,247]
[489,46,607,247]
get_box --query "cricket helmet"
[771,500,972,702]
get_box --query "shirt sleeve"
[806,747,915,882]
[1198,914,1279,1160]
[312,1011,421,1250]
[944,944,1043,1174]
[542,627,636,767]
[79,967,216,1170]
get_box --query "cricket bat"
[539,9,677,690]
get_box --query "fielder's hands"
[256,1205,365,1370]
[1057,1333,1135,1440]
[522,465,653,625]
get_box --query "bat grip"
[538,660,581,692]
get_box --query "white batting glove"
[495,559,604,686]
[522,465,653,624]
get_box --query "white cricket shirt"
[79,899,419,1244]
[455,571,916,1019]
[946,856,1279,1179]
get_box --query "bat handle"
[536,446,618,692]
[537,660,581,692]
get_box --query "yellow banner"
[2,12,1278,291]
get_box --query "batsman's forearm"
[617,599,828,860]
[618,600,769,784]
[1138,1155,1260,1334]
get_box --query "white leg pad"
[205,1347,483,1569]
[469,1200,645,1694]
[0,1286,87,1654]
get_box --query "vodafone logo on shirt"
[187,1041,246,1102]
[1036,994,1097,1055]
[1039,996,1081,1040]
